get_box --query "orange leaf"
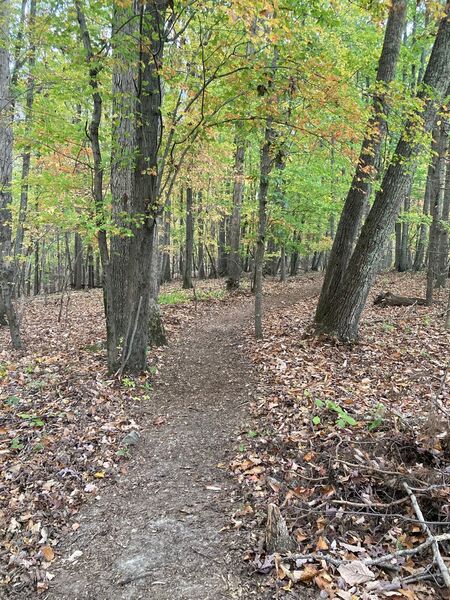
[41,545,55,562]
[316,536,329,551]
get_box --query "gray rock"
[121,430,141,446]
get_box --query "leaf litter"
[0,280,238,595]
[230,273,449,599]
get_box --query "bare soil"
[35,282,320,600]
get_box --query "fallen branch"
[374,292,427,307]
[403,482,450,590]
[281,533,450,572]
[366,533,450,566]
[332,495,412,509]
[335,459,430,485]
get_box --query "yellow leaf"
[94,471,105,478]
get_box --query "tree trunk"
[218,216,228,277]
[87,244,95,288]
[446,285,450,329]
[183,187,194,289]
[0,293,7,326]
[108,0,168,373]
[436,127,450,287]
[316,0,407,322]
[14,0,36,268]
[197,191,206,279]
[148,224,166,346]
[315,8,450,340]
[33,239,40,295]
[400,195,411,271]
[280,245,287,282]
[73,232,83,289]
[413,180,431,271]
[227,138,245,289]
[255,118,274,339]
[160,199,172,284]
[0,0,21,348]
[426,120,449,303]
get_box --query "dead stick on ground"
[366,533,450,566]
[403,482,450,590]
[283,534,450,571]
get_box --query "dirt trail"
[43,283,320,600]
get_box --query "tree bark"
[183,187,194,289]
[254,117,274,339]
[0,0,21,348]
[197,191,206,279]
[437,127,450,287]
[227,138,245,289]
[73,232,83,289]
[13,0,36,268]
[148,224,166,346]
[218,216,228,277]
[108,0,168,372]
[315,7,450,340]
[160,199,172,284]
[316,0,407,322]
[426,120,448,304]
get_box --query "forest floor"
[0,273,449,600]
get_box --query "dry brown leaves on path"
[231,273,450,600]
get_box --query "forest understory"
[0,273,448,599]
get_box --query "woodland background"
[0,0,450,598]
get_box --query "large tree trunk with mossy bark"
[316,0,407,322]
[315,7,450,341]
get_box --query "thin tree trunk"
[148,224,166,346]
[280,245,287,282]
[437,127,450,287]
[33,239,40,295]
[218,216,228,277]
[399,194,411,271]
[426,120,449,303]
[197,191,206,279]
[255,117,274,339]
[413,185,431,271]
[227,138,245,289]
[315,8,450,340]
[183,187,194,289]
[160,198,172,284]
[316,0,407,322]
[73,232,83,289]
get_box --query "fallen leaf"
[316,536,329,551]
[338,560,376,585]
[41,546,54,562]
[292,564,319,582]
